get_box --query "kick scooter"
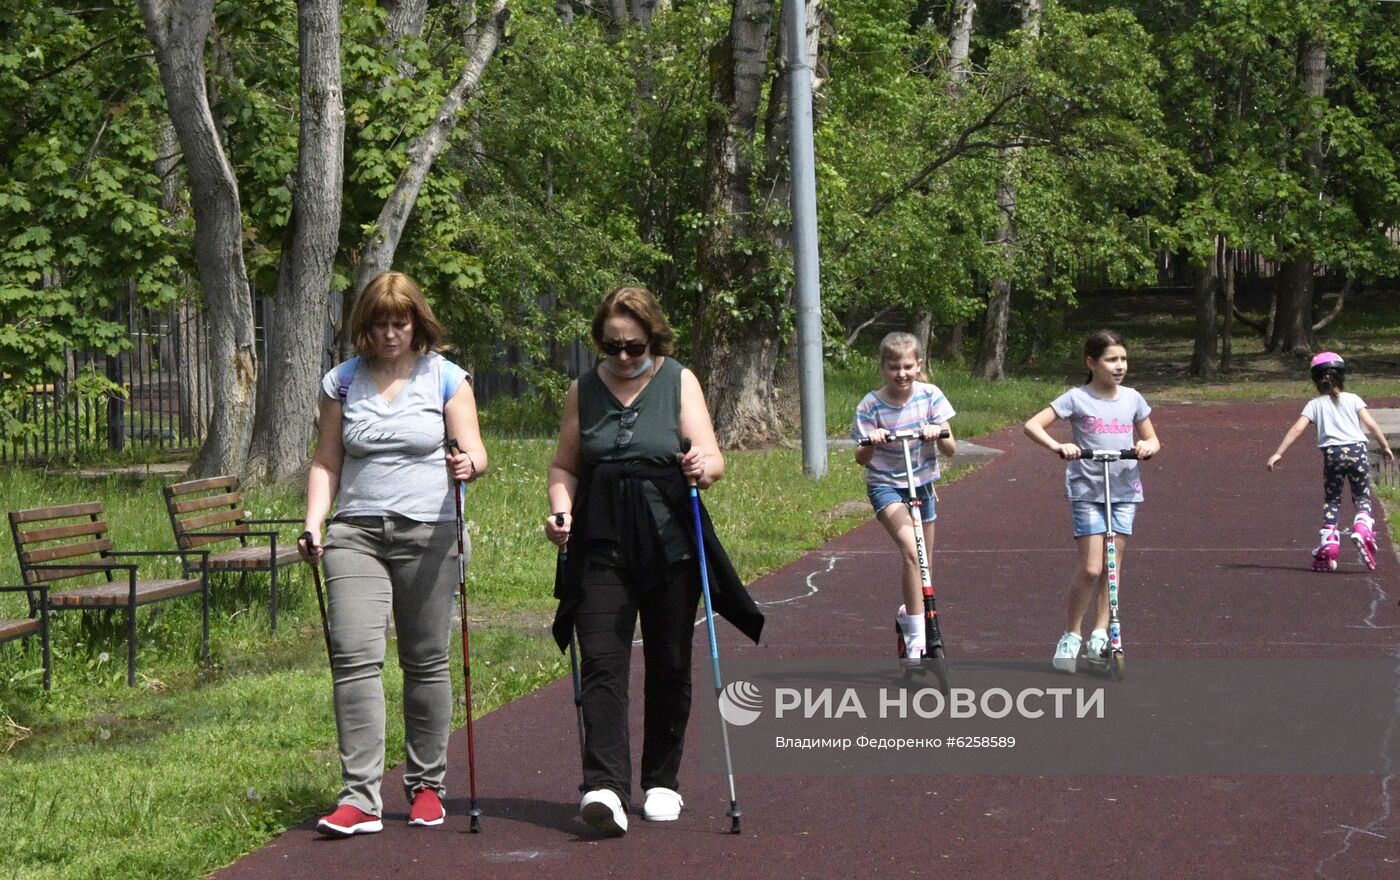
[1078,447,1138,682]
[859,428,951,693]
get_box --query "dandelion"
[97,651,109,663]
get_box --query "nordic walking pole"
[556,512,586,767]
[679,437,742,834]
[449,439,483,833]
[298,531,333,670]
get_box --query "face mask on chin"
[600,355,654,379]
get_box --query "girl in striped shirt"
[852,332,957,664]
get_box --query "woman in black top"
[544,286,762,836]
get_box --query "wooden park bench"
[161,476,301,630]
[0,582,51,690]
[8,502,209,688]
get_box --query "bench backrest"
[8,502,113,585]
[162,476,250,551]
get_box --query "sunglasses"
[615,408,639,447]
[600,339,649,357]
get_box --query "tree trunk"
[1269,257,1316,354]
[383,0,429,42]
[938,318,965,362]
[350,0,509,314]
[607,0,628,29]
[139,0,256,478]
[1270,29,1327,355]
[247,0,345,484]
[971,0,1037,381]
[1220,245,1235,372]
[913,309,933,361]
[976,276,1011,380]
[1188,249,1219,377]
[694,0,782,447]
[947,0,975,92]
[936,0,974,365]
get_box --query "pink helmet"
[1310,351,1344,384]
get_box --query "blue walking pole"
[679,438,742,834]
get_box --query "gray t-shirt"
[1050,385,1152,503]
[1301,392,1368,447]
[321,352,468,523]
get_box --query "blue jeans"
[1071,501,1136,537]
[867,481,937,523]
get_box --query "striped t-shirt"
[851,382,956,487]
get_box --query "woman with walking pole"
[544,285,763,837]
[298,271,488,837]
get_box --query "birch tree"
[349,0,511,327]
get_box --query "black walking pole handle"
[858,428,951,446]
[679,437,699,488]
[553,513,568,559]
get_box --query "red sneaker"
[408,788,446,827]
[317,803,382,837]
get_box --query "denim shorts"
[1071,501,1136,537]
[867,481,936,524]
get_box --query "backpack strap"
[336,356,361,403]
[441,360,468,404]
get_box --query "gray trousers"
[322,515,465,815]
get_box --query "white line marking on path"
[756,554,840,607]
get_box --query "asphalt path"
[213,402,1400,879]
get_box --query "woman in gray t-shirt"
[1024,330,1159,674]
[298,272,488,837]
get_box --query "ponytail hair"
[1082,329,1127,384]
[1315,371,1344,401]
[1309,352,1346,401]
[878,331,928,381]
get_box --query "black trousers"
[576,558,703,809]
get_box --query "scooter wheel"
[1109,650,1126,682]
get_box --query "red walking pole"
[449,439,482,833]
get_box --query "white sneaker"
[580,789,628,837]
[641,787,683,821]
[1052,631,1082,674]
[1086,629,1109,660]
[896,605,926,667]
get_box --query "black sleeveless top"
[578,358,690,562]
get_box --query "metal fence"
[2,287,563,463]
[2,293,212,463]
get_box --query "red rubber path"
[213,402,1400,879]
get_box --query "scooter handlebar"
[1075,447,1140,461]
[858,428,951,446]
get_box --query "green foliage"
[0,3,180,415]
[1108,0,1400,280]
